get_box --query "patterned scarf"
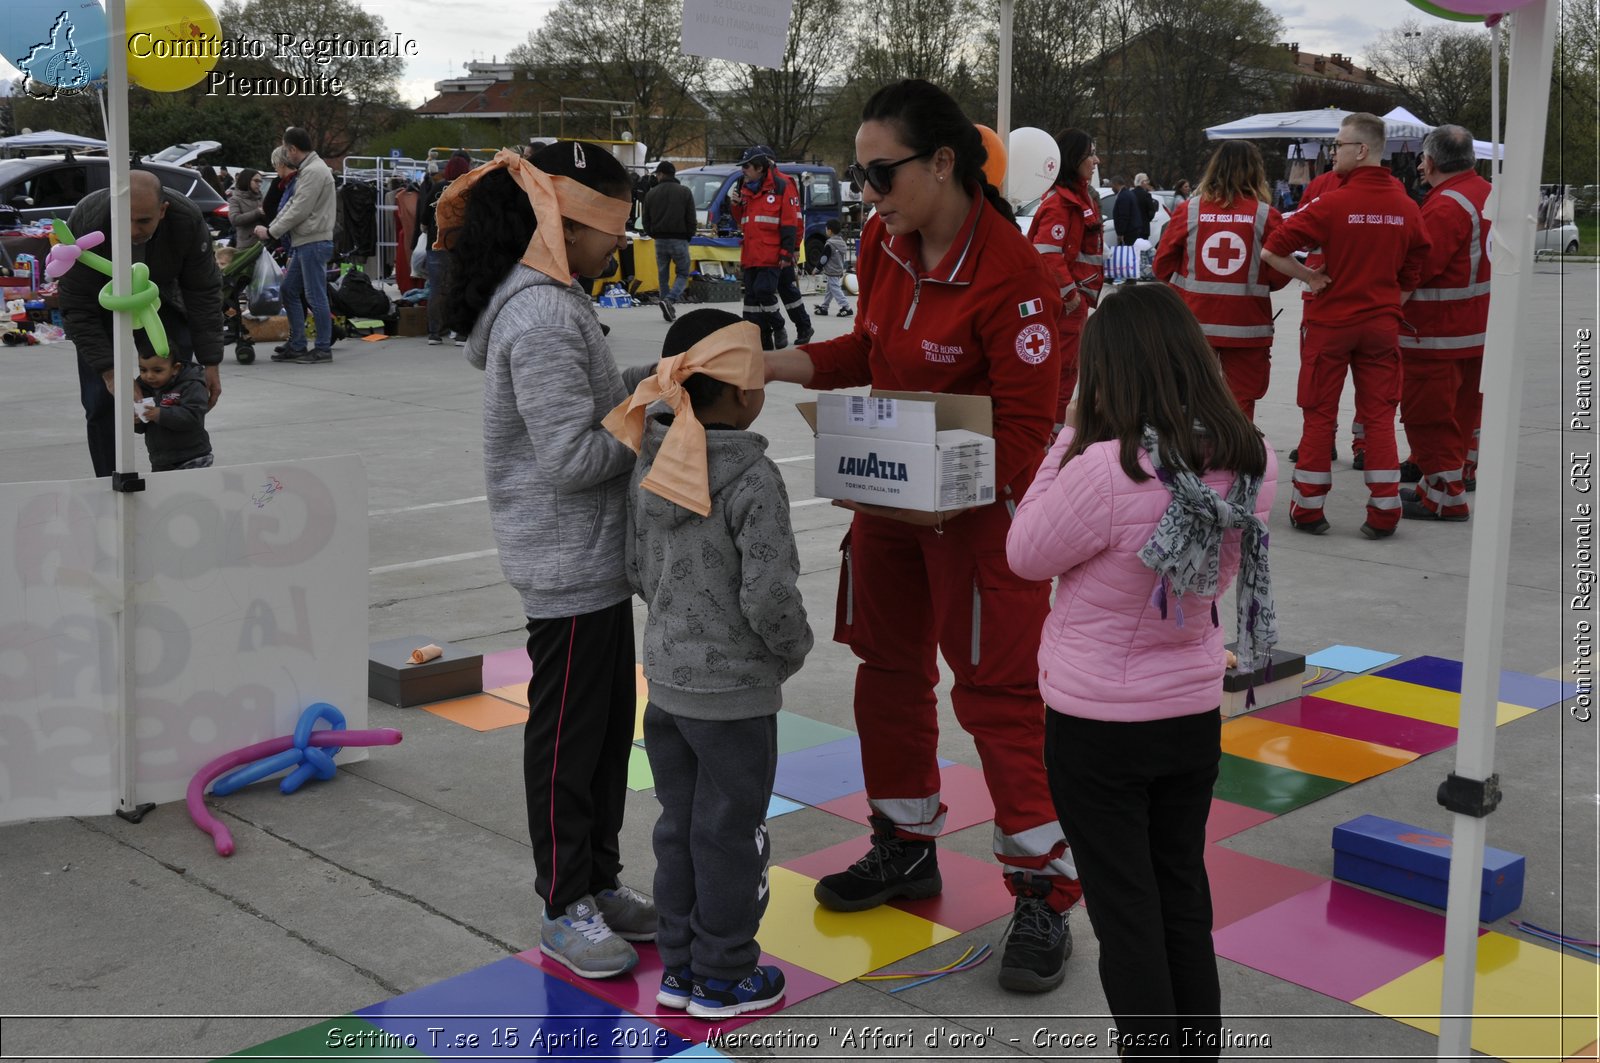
[1135,425,1278,681]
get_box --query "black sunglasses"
[846,150,934,195]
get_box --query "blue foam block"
[1331,814,1524,922]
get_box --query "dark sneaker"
[813,304,828,316]
[998,873,1071,993]
[295,349,332,364]
[772,328,789,350]
[271,346,305,362]
[659,298,677,323]
[795,328,814,345]
[1400,461,1423,483]
[814,815,941,912]
[1291,517,1330,535]
[656,965,692,1009]
[594,884,656,942]
[1360,522,1395,540]
[1288,447,1297,462]
[837,307,854,317]
[687,964,786,1020]
[426,335,443,345]
[540,895,638,979]
[1401,487,1468,522]
[1464,476,1477,492]
[1351,451,1366,471]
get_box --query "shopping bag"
[247,251,283,317]
[1106,245,1140,283]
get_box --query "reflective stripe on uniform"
[752,214,782,224]
[1400,332,1487,350]
[1035,243,1063,254]
[1364,469,1401,484]
[1291,490,1327,509]
[1409,280,1493,301]
[1294,469,1333,484]
[1076,252,1103,266]
[1172,275,1272,297]
[868,796,947,837]
[1202,322,1275,339]
[1369,494,1402,510]
[995,821,1069,859]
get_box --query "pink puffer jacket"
[1006,427,1277,722]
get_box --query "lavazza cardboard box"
[801,390,995,513]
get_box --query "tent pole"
[1435,2,1556,1057]
[997,0,1012,199]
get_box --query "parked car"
[677,162,843,266]
[1534,221,1581,255]
[0,154,231,237]
[144,140,222,167]
[1014,187,1169,250]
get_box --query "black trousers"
[523,600,636,913]
[1046,709,1222,1060]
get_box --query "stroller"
[220,241,268,365]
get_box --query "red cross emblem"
[1015,322,1051,364]
[1201,231,1248,276]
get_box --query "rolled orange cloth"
[409,644,443,665]
[431,147,631,284]
[602,321,763,517]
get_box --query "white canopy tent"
[1204,107,1432,148]
[1383,105,1505,161]
[0,130,108,155]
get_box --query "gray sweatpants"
[643,702,776,981]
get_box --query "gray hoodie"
[626,415,813,720]
[468,265,648,619]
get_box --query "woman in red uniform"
[764,79,1082,995]
[1025,129,1102,424]
[1153,141,1288,422]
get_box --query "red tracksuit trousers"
[836,502,1081,911]
[1293,319,1403,531]
[1054,303,1087,424]
[1401,355,1482,518]
[1216,344,1272,422]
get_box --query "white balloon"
[843,273,859,296]
[1007,127,1061,204]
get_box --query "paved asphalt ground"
[1,263,1595,1061]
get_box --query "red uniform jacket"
[1400,170,1492,360]
[1153,194,1288,348]
[1295,169,1347,284]
[723,169,797,269]
[805,194,1063,498]
[1264,167,1430,328]
[1026,182,1103,306]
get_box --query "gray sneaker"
[595,883,657,942]
[540,895,638,979]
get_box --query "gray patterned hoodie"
[467,265,650,619]
[626,414,813,720]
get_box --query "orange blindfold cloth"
[431,147,632,284]
[603,321,765,518]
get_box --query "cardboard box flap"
[795,390,993,437]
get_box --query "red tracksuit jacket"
[723,169,797,269]
[1153,194,1289,347]
[804,194,1063,498]
[1400,170,1492,360]
[1264,166,1430,328]
[1026,182,1104,305]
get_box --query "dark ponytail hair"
[860,79,1014,224]
[444,140,633,337]
[1054,129,1093,192]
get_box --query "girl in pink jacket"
[1006,282,1278,1059]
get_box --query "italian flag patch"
[1018,298,1043,318]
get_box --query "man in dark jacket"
[59,169,223,477]
[642,161,697,321]
[1112,173,1152,244]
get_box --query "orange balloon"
[977,124,1007,189]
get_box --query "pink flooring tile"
[1205,798,1276,842]
[1212,880,1477,1003]
[516,944,834,1043]
[1204,845,1327,930]
[814,763,996,836]
[1257,696,1459,756]
[480,648,532,691]
[781,835,1015,934]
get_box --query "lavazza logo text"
[838,452,909,481]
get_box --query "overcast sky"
[2,0,1428,109]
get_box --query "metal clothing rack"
[342,155,427,279]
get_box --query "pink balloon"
[187,727,402,856]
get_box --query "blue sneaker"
[687,964,786,1020]
[656,964,692,1009]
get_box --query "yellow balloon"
[126,0,221,92]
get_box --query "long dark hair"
[861,79,1014,224]
[1054,129,1093,193]
[444,140,632,337]
[1062,284,1265,481]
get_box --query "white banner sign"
[681,0,794,70]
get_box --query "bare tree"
[1366,19,1493,131]
[844,0,987,117]
[510,0,710,162]
[979,0,1103,138]
[218,0,404,158]
[711,0,855,161]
